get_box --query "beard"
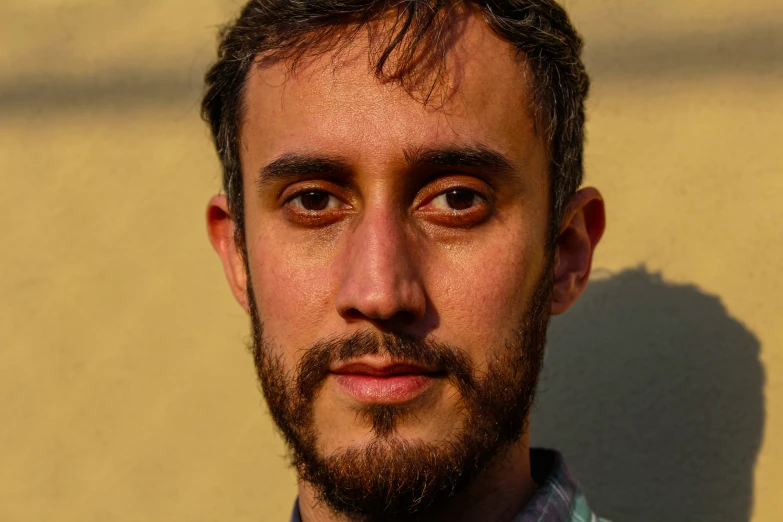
[246,258,553,521]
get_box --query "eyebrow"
[256,143,518,191]
[257,153,351,188]
[403,144,517,178]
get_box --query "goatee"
[247,261,553,520]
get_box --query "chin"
[312,381,465,452]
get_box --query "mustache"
[295,330,478,404]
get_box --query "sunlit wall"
[1,1,780,520]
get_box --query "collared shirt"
[289,448,608,522]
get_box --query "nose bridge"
[355,205,408,278]
[336,202,426,322]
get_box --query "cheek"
[246,228,338,353]
[428,231,544,364]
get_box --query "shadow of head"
[531,266,765,522]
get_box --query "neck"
[297,434,536,522]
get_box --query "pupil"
[445,190,475,211]
[301,192,329,211]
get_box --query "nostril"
[342,308,366,322]
[391,310,417,325]
[341,307,418,326]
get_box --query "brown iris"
[299,191,330,211]
[445,190,476,210]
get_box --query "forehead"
[241,14,543,175]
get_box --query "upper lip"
[330,359,440,377]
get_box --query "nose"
[335,208,427,327]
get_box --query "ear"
[550,187,605,315]
[206,194,250,314]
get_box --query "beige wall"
[1,1,780,520]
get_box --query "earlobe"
[206,194,251,314]
[550,187,605,315]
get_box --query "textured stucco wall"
[1,1,780,520]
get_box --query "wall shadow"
[1,19,781,115]
[585,20,783,80]
[531,266,765,522]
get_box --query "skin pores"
[238,18,549,459]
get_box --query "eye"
[417,184,492,228]
[287,190,342,211]
[429,189,482,211]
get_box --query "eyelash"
[287,191,344,211]
[281,181,492,228]
[285,187,484,205]
[425,189,485,209]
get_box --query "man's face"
[232,14,553,517]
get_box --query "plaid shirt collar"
[290,448,605,522]
[512,449,604,522]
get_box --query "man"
[202,1,606,521]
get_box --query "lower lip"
[333,373,437,403]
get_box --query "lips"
[331,360,442,404]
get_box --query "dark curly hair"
[202,0,589,254]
